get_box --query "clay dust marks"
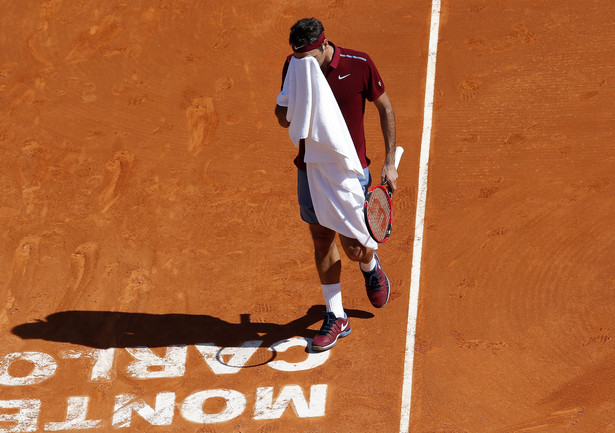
[579,79,606,101]
[214,77,234,102]
[463,3,537,55]
[186,97,218,156]
[65,14,122,64]
[565,178,611,202]
[51,241,100,309]
[21,183,45,216]
[25,0,63,68]
[66,242,99,293]
[5,236,42,291]
[483,23,536,54]
[240,3,295,49]
[457,78,482,101]
[500,407,585,432]
[119,269,154,308]
[0,62,17,96]
[267,4,297,44]
[0,236,42,327]
[582,328,613,347]
[98,151,135,213]
[478,176,503,199]
[7,86,43,115]
[449,330,509,355]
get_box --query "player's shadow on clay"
[11,306,374,349]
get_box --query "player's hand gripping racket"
[364,146,404,243]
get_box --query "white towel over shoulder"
[277,56,377,250]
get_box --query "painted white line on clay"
[399,0,441,432]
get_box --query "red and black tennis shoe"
[311,312,351,352]
[362,253,391,308]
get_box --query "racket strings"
[366,188,391,241]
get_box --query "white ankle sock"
[321,283,344,318]
[360,255,377,272]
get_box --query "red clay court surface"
[1,1,614,432]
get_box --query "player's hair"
[289,18,325,52]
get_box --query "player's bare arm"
[374,92,398,192]
[275,104,290,128]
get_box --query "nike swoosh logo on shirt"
[338,73,351,80]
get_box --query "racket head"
[364,184,393,243]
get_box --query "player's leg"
[339,235,391,309]
[298,169,351,351]
[309,223,341,285]
[308,223,351,351]
[346,166,390,308]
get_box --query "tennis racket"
[364,146,404,243]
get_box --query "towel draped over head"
[277,56,377,250]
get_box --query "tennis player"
[275,18,398,351]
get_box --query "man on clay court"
[275,18,398,352]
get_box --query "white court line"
[399,0,441,432]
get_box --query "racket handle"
[394,146,404,169]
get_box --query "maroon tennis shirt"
[281,43,386,171]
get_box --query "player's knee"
[339,235,368,262]
[345,245,365,262]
